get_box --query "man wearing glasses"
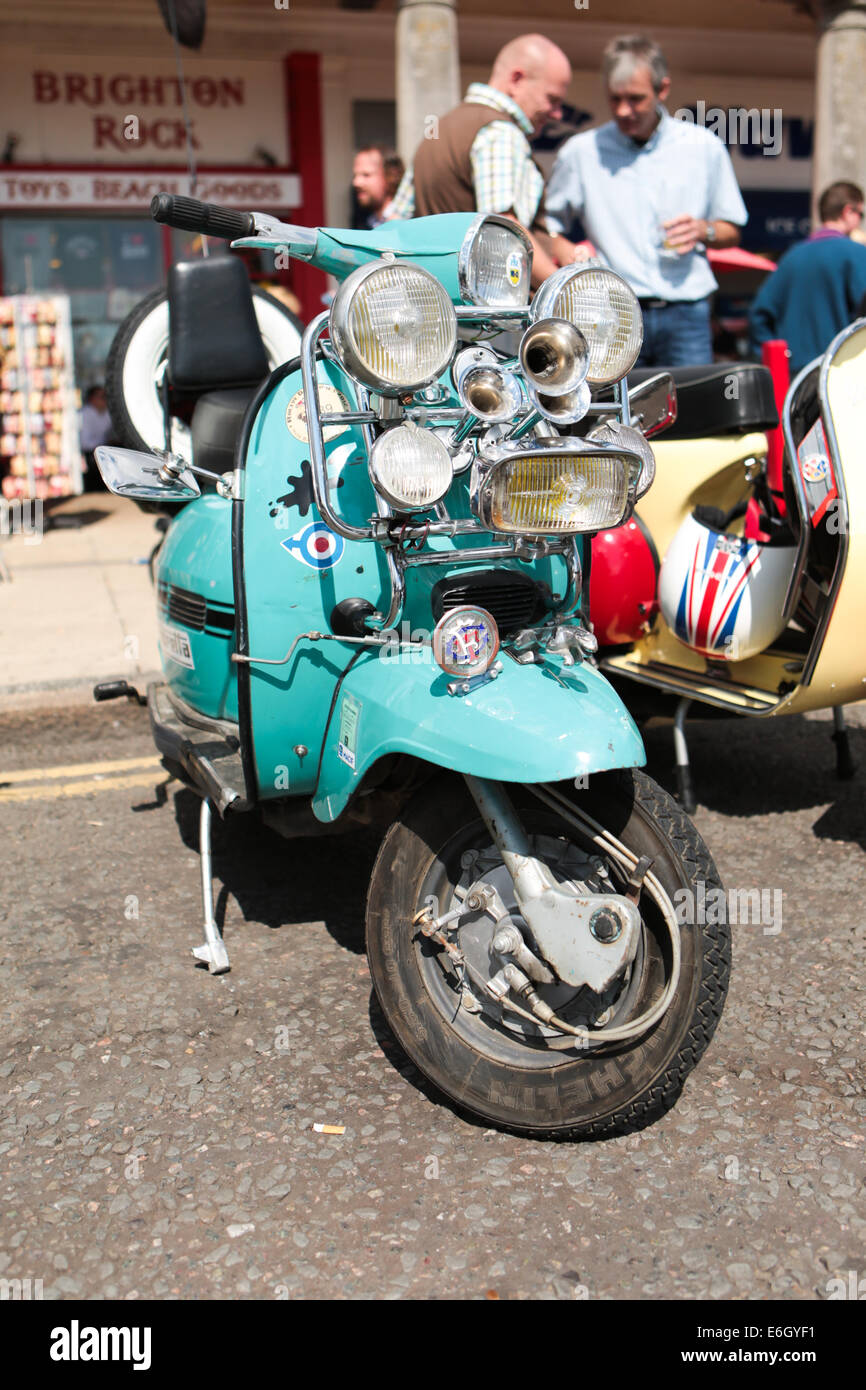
[750,182,866,374]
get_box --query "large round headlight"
[458,215,532,307]
[330,261,457,396]
[369,421,453,511]
[532,266,642,385]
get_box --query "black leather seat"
[189,387,259,476]
[168,257,270,475]
[628,363,778,440]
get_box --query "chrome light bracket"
[447,660,503,697]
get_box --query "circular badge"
[432,606,499,677]
[286,385,351,443]
[801,453,829,483]
[506,250,524,288]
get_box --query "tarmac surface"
[1,693,864,1301]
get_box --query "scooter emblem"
[281,520,345,570]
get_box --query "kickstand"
[831,706,857,780]
[673,697,696,814]
[192,797,231,973]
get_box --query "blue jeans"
[636,296,713,367]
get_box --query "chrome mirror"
[628,372,677,438]
[94,446,201,502]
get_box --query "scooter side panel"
[312,649,646,823]
[781,323,866,712]
[154,493,239,720]
[635,432,769,563]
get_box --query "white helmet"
[659,510,796,661]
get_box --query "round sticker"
[286,385,351,443]
[506,250,524,288]
[801,454,829,483]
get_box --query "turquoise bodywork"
[156,494,238,720]
[238,356,644,821]
[312,647,644,823]
[234,212,480,303]
[156,211,647,821]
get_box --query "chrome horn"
[454,347,522,424]
[519,317,589,396]
[528,381,592,426]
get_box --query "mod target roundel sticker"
[281,520,345,569]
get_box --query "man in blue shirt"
[545,35,747,366]
[749,182,866,375]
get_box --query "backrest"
[168,256,269,390]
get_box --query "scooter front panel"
[240,358,391,800]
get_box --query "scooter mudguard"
[312,649,646,823]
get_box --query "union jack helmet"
[658,510,795,662]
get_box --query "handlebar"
[150,193,256,241]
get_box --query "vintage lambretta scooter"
[589,324,866,811]
[93,192,730,1140]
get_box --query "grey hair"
[602,35,668,93]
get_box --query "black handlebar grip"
[150,193,256,241]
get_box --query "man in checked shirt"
[390,33,571,287]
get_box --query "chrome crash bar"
[299,307,625,630]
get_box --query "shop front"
[0,46,322,497]
[0,53,315,385]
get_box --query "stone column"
[396,0,460,166]
[812,0,866,218]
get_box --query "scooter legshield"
[239,356,643,817]
[312,648,646,823]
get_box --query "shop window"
[1,216,164,386]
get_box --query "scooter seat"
[628,363,778,440]
[190,387,258,476]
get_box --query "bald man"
[391,34,570,285]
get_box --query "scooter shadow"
[640,712,866,847]
[171,786,381,954]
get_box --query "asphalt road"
[1,697,864,1301]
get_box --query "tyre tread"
[367,767,732,1142]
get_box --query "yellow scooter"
[590,320,866,810]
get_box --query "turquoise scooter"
[94,192,730,1140]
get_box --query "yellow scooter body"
[604,321,866,717]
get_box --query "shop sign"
[0,57,289,166]
[0,169,301,211]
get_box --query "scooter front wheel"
[366,769,730,1140]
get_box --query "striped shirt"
[391,83,545,229]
